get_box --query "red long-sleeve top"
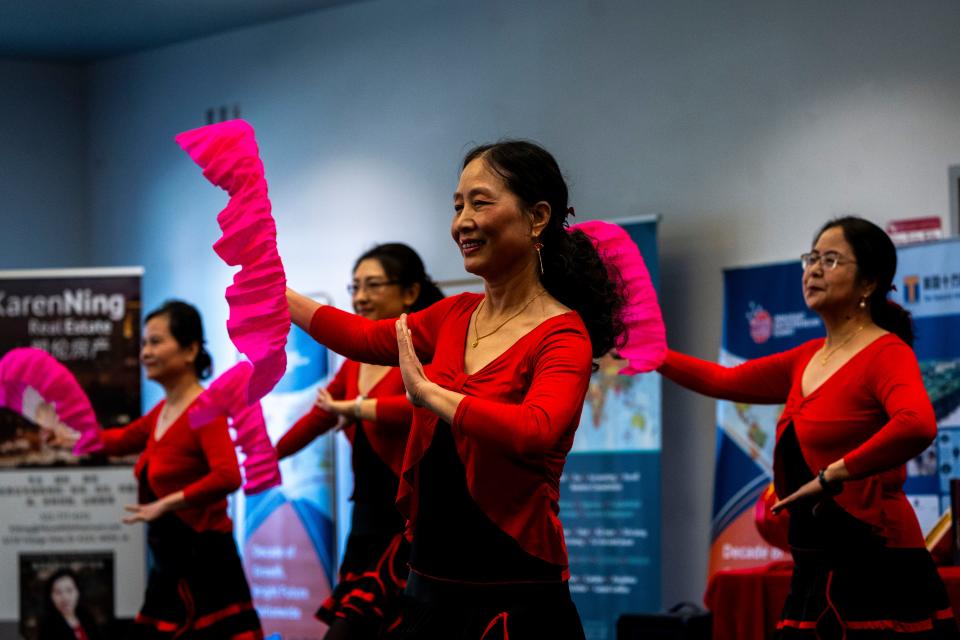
[275,359,413,476]
[101,401,242,533]
[308,293,593,572]
[658,333,937,548]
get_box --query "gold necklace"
[819,324,865,365]
[472,290,547,348]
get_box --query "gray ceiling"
[0,0,362,63]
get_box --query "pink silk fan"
[175,119,290,405]
[570,220,667,374]
[189,362,281,495]
[0,347,102,456]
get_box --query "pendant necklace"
[472,290,548,348]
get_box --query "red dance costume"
[660,334,958,638]
[278,360,411,476]
[309,293,592,639]
[102,401,263,639]
[277,361,412,634]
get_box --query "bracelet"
[818,468,843,496]
[353,395,366,420]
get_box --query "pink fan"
[189,362,281,495]
[175,119,290,404]
[570,220,667,374]
[0,347,102,455]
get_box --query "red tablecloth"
[705,562,960,640]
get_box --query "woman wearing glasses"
[659,216,956,638]
[276,243,443,640]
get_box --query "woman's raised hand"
[396,315,430,406]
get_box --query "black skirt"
[778,547,957,639]
[131,470,263,639]
[775,425,958,639]
[315,528,409,636]
[387,572,585,640]
[387,422,582,640]
[316,420,409,638]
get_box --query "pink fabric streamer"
[189,362,281,495]
[570,220,667,374]
[0,347,102,455]
[175,119,289,405]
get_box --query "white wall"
[73,0,960,606]
[0,60,87,268]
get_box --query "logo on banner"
[746,304,772,344]
[903,276,920,304]
[746,302,820,344]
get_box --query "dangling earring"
[534,239,544,275]
[859,296,867,309]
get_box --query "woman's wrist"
[353,395,366,419]
[414,381,440,408]
[818,468,844,496]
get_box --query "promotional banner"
[234,320,337,639]
[0,267,145,640]
[892,238,960,525]
[709,261,816,574]
[711,237,960,576]
[562,216,662,640]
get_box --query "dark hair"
[45,568,79,603]
[354,243,444,313]
[462,140,625,357]
[144,300,213,379]
[41,568,100,640]
[815,216,913,345]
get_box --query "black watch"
[818,468,843,496]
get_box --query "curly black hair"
[463,140,625,357]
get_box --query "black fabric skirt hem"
[774,547,959,639]
[385,570,585,640]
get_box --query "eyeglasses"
[800,251,856,271]
[347,279,400,295]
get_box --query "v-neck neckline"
[460,298,578,377]
[358,362,392,397]
[799,332,892,399]
[153,394,202,442]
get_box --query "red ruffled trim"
[194,601,257,630]
[133,613,180,632]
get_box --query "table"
[705,562,960,640]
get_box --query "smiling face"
[50,575,79,617]
[350,258,417,321]
[451,157,541,280]
[802,226,873,314]
[140,314,198,384]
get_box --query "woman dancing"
[100,300,263,639]
[659,217,957,638]
[277,243,442,639]
[287,140,624,639]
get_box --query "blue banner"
[710,261,817,574]
[561,216,662,640]
[235,323,336,639]
[892,238,960,524]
